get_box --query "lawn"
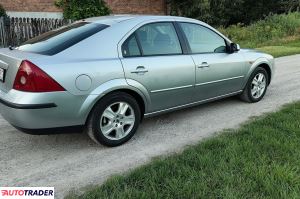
[256,35,300,57]
[257,45,300,58]
[67,102,300,199]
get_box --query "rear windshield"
[17,22,109,55]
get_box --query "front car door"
[120,22,195,113]
[178,22,246,101]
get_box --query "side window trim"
[134,32,144,56]
[122,21,185,58]
[175,22,230,55]
[173,22,190,54]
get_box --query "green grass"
[220,12,300,57]
[67,102,300,199]
[256,36,300,57]
[257,45,300,58]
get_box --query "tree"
[0,3,7,17]
[210,0,244,26]
[279,0,300,12]
[168,0,299,27]
[55,0,111,20]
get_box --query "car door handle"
[197,62,210,68]
[131,66,149,75]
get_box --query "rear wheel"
[240,67,269,103]
[87,92,141,147]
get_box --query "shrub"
[0,4,7,17]
[55,0,111,20]
[220,12,300,48]
[169,0,300,27]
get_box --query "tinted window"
[180,23,226,54]
[17,22,109,55]
[135,22,182,56]
[122,35,141,57]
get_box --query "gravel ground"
[1,55,300,198]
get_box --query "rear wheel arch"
[85,88,146,125]
[86,90,142,146]
[113,89,146,119]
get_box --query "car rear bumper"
[0,97,57,109]
[0,89,91,129]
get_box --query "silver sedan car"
[0,15,274,146]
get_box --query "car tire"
[87,92,141,147]
[240,67,269,103]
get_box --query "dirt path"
[1,55,300,198]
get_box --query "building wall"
[1,0,61,12]
[106,0,166,15]
[1,0,166,18]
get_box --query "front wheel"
[240,67,269,103]
[87,92,141,147]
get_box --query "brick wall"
[1,0,61,12]
[1,0,166,15]
[106,0,166,15]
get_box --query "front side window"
[134,22,182,56]
[180,23,227,54]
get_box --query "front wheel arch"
[258,63,272,85]
[245,59,272,88]
[240,66,269,103]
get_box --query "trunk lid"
[0,48,47,92]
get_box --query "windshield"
[17,22,109,55]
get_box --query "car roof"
[84,15,199,25]
[84,14,231,44]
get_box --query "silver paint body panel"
[0,15,275,129]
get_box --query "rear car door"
[120,22,195,112]
[178,22,245,101]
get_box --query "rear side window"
[136,22,182,56]
[17,22,109,55]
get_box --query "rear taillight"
[13,60,65,92]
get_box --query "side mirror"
[229,43,240,53]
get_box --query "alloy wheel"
[100,102,135,140]
[251,73,267,99]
